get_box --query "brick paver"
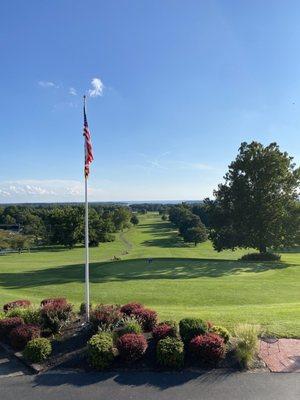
[259,339,300,372]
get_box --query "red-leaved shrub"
[117,333,148,363]
[0,317,24,340]
[3,300,31,312]
[132,308,158,331]
[152,323,177,342]
[41,298,67,307]
[120,302,144,316]
[9,324,41,350]
[90,304,123,331]
[190,333,225,365]
[40,302,73,333]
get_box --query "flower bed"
[0,298,263,373]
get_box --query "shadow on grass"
[0,257,292,290]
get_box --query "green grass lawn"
[0,212,299,337]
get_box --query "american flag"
[83,96,94,177]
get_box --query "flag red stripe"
[83,105,93,177]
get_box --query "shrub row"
[2,299,259,370]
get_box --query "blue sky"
[1,0,299,202]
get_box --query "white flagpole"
[84,95,90,322]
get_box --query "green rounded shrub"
[88,332,115,370]
[117,318,142,337]
[210,326,230,343]
[157,337,184,369]
[179,318,208,343]
[23,338,52,363]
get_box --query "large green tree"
[182,225,208,246]
[205,142,300,253]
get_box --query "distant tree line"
[130,203,170,214]
[0,204,134,249]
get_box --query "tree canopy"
[205,141,300,253]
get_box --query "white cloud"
[0,180,105,203]
[38,81,58,88]
[88,78,104,97]
[69,87,77,96]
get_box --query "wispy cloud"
[135,152,215,173]
[88,78,104,97]
[173,161,215,170]
[38,80,59,88]
[137,152,171,170]
[69,87,77,96]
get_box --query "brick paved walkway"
[259,339,300,372]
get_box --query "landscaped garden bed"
[0,298,265,373]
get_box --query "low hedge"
[179,318,208,344]
[117,333,148,363]
[240,252,281,261]
[156,337,184,369]
[88,332,115,370]
[23,338,52,363]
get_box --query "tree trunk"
[259,244,267,253]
